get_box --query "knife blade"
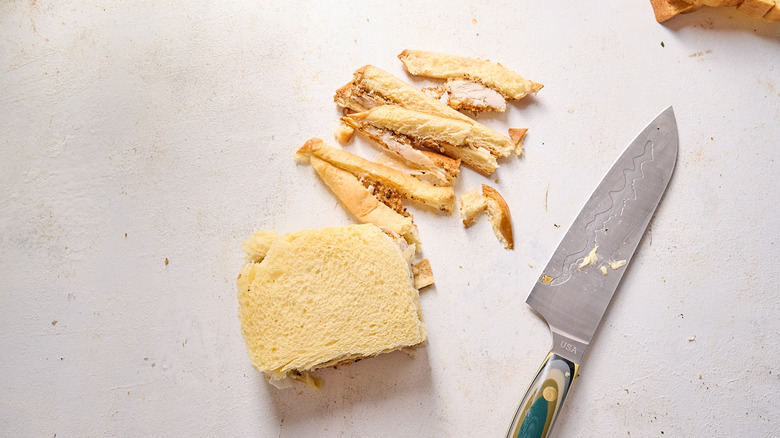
[505,106,678,438]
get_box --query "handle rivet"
[543,386,558,402]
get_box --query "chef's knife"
[505,106,678,438]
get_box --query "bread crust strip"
[334,65,517,160]
[309,156,416,240]
[344,105,498,176]
[398,50,543,101]
[297,138,455,213]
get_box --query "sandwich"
[237,224,429,389]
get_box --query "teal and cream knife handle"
[505,352,579,438]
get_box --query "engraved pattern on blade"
[548,139,655,286]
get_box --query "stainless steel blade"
[527,106,678,364]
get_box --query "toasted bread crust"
[650,0,779,21]
[737,0,775,17]
[482,185,514,250]
[298,138,455,212]
[766,3,780,20]
[508,128,528,156]
[310,156,415,238]
[398,50,543,101]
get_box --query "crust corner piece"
[482,185,514,250]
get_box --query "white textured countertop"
[1,1,778,436]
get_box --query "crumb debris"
[578,246,598,269]
[334,123,355,143]
[688,335,697,342]
[164,258,169,265]
[609,259,627,270]
[541,274,553,284]
[600,266,608,275]
[51,320,58,326]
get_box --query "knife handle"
[505,352,578,438]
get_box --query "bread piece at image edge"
[237,224,427,389]
[650,0,780,22]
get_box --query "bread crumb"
[600,266,608,276]
[541,274,553,284]
[334,123,355,143]
[578,246,598,269]
[688,335,696,342]
[51,320,58,326]
[609,259,627,270]
[164,258,169,265]
[624,388,629,394]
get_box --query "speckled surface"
[1,1,778,436]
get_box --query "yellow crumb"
[609,259,627,270]
[578,246,598,269]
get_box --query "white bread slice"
[309,156,418,242]
[398,50,543,102]
[334,65,517,160]
[344,105,499,176]
[237,224,427,389]
[296,138,455,213]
